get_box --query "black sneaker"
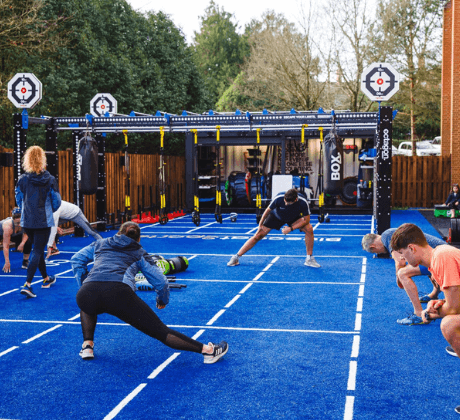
[20,284,36,298]
[42,276,56,289]
[203,341,228,364]
[79,344,94,360]
[21,260,29,269]
[455,405,460,414]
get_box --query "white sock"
[307,255,312,260]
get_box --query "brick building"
[442,0,460,182]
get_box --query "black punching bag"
[79,135,98,195]
[323,132,344,195]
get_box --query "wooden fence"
[0,146,186,222]
[0,148,453,220]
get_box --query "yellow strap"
[319,127,324,143]
[319,193,324,207]
[125,196,130,208]
[301,124,308,144]
[216,126,221,142]
[122,130,128,145]
[191,129,198,144]
[160,126,164,148]
[256,128,261,144]
[256,194,261,208]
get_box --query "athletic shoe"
[21,260,29,269]
[227,255,240,266]
[136,279,154,291]
[79,344,94,360]
[304,256,321,268]
[20,284,36,298]
[48,247,60,257]
[455,405,460,414]
[419,293,432,303]
[42,276,56,289]
[203,341,228,364]
[446,346,459,358]
[396,314,425,326]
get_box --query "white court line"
[147,353,181,379]
[103,383,147,420]
[68,313,80,321]
[356,298,363,312]
[22,324,62,344]
[253,272,265,281]
[186,255,198,261]
[0,318,361,334]
[0,289,19,297]
[351,336,360,358]
[262,264,273,271]
[239,283,253,294]
[358,285,365,297]
[225,294,241,308]
[347,361,358,391]
[354,313,362,331]
[0,346,19,357]
[163,279,362,285]
[206,309,226,325]
[344,396,355,420]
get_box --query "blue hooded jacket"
[15,171,61,228]
[71,234,170,305]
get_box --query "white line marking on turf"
[0,289,19,296]
[356,298,363,312]
[253,272,265,281]
[358,285,365,297]
[187,255,198,261]
[351,336,360,358]
[192,329,206,340]
[354,313,362,331]
[148,353,181,379]
[103,383,147,420]
[344,396,355,420]
[22,325,62,344]
[225,294,241,308]
[0,346,19,357]
[271,256,280,264]
[347,361,357,391]
[360,273,366,283]
[68,313,80,321]
[239,283,253,293]
[207,309,226,325]
[262,264,273,271]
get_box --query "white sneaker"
[227,255,240,266]
[304,256,320,268]
[79,344,94,360]
[203,341,228,364]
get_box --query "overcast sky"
[126,0,308,44]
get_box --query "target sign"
[361,63,400,102]
[90,93,117,117]
[7,73,42,109]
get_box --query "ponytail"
[118,221,141,242]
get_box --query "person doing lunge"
[71,221,228,363]
[227,188,320,268]
[1,208,31,272]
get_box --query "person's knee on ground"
[441,315,460,355]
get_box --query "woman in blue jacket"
[71,221,228,364]
[15,146,61,298]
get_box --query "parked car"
[397,141,439,156]
[392,145,399,155]
[430,136,441,154]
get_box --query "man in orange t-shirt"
[390,223,460,356]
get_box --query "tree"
[192,1,249,107]
[374,0,442,142]
[325,0,378,112]
[239,11,324,111]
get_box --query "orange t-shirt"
[429,245,460,290]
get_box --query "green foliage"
[192,1,249,107]
[1,0,212,154]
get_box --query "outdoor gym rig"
[10,106,394,235]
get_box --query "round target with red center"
[90,93,117,117]
[7,73,42,109]
[361,63,400,102]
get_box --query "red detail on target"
[21,87,27,93]
[377,78,384,85]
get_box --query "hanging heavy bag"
[323,132,344,196]
[78,135,98,195]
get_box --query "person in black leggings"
[72,221,228,364]
[15,146,61,298]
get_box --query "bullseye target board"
[90,93,117,117]
[361,63,400,102]
[7,73,42,109]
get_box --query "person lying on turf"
[227,188,320,268]
[362,228,445,325]
[71,221,228,364]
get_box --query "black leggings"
[76,281,204,354]
[23,227,50,283]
